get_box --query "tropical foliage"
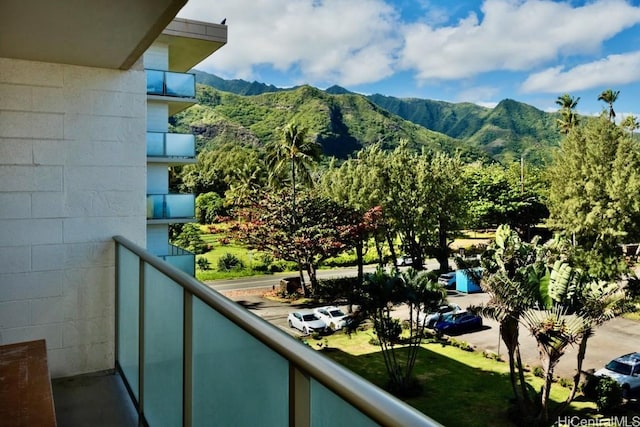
[547,115,640,278]
[476,225,626,426]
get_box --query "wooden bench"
[0,339,56,427]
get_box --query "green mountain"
[173,84,488,161]
[189,70,562,163]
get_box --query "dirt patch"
[221,287,272,298]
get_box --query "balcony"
[147,194,195,223]
[147,132,196,164]
[113,235,440,426]
[146,69,197,115]
[158,244,195,277]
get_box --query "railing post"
[138,257,146,425]
[289,364,310,427]
[183,290,193,427]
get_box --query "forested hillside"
[172,83,489,161]
[190,70,563,163]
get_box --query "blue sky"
[178,0,640,117]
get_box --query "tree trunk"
[437,218,449,272]
[306,262,318,294]
[349,241,364,313]
[374,235,385,267]
[298,261,308,297]
[386,231,398,269]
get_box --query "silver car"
[594,352,640,398]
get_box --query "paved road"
[206,272,639,379]
[205,260,443,292]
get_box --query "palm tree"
[265,122,321,207]
[621,115,639,135]
[265,122,321,295]
[597,89,620,122]
[555,93,580,134]
[475,225,539,414]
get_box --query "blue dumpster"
[456,268,483,293]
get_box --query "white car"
[594,352,640,398]
[287,310,327,335]
[313,306,351,331]
[417,303,462,328]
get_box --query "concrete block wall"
[0,57,147,377]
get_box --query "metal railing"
[114,235,441,427]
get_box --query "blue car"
[433,311,483,335]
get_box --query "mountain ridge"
[188,69,561,163]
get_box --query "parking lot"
[218,286,640,379]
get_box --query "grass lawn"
[311,331,638,427]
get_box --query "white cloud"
[178,0,400,86]
[455,85,500,106]
[521,51,640,92]
[399,0,640,81]
[177,0,640,99]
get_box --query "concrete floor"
[52,370,139,427]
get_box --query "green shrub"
[217,252,245,271]
[581,374,599,400]
[532,366,544,378]
[557,377,573,388]
[196,257,211,271]
[316,277,358,301]
[368,336,380,346]
[596,376,623,412]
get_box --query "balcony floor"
[52,370,138,427]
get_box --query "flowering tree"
[232,190,362,295]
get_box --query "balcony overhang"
[0,0,188,70]
[158,18,227,72]
[147,95,196,116]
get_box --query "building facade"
[0,2,225,378]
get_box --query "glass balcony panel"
[165,194,195,218]
[146,195,164,219]
[311,378,377,426]
[165,72,195,98]
[146,194,195,219]
[143,264,184,427]
[146,132,165,157]
[162,253,195,276]
[146,70,165,95]
[165,133,195,158]
[116,245,140,401]
[192,298,288,426]
[147,133,195,158]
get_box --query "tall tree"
[555,93,580,134]
[597,89,620,122]
[621,114,639,135]
[265,122,322,291]
[547,115,640,278]
[464,162,548,236]
[427,152,469,271]
[232,190,358,294]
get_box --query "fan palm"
[265,122,321,294]
[597,89,620,122]
[555,93,580,134]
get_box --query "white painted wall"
[146,224,170,255]
[0,57,147,377]
[147,164,169,194]
[147,102,169,132]
[143,43,169,70]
